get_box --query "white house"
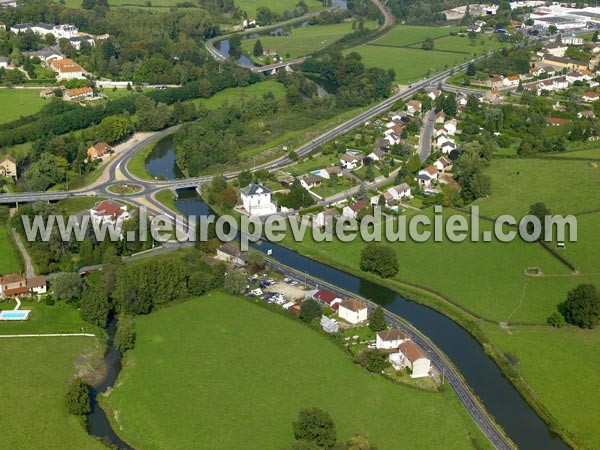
[26,276,47,295]
[582,92,599,102]
[427,88,441,101]
[0,56,9,68]
[440,140,457,155]
[387,183,411,201]
[433,156,451,172]
[367,149,385,161]
[90,200,130,228]
[391,340,431,378]
[69,35,95,51]
[242,18,257,28]
[406,100,422,116]
[342,200,369,219]
[416,166,438,187]
[300,175,323,190]
[376,329,407,349]
[240,182,277,216]
[338,298,368,324]
[553,77,569,90]
[340,152,365,170]
[562,35,583,46]
[503,75,521,87]
[370,191,393,206]
[443,119,458,136]
[315,208,340,228]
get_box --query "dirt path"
[12,228,35,277]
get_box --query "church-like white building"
[240,183,277,216]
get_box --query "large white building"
[90,200,130,228]
[240,182,277,216]
[376,329,407,350]
[530,6,600,31]
[10,22,79,38]
[338,298,368,324]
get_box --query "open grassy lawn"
[0,300,103,335]
[350,25,507,83]
[0,337,104,449]
[547,146,600,159]
[107,293,485,450]
[241,21,377,61]
[235,0,323,16]
[473,158,600,218]
[0,89,47,124]
[190,79,287,110]
[0,227,21,274]
[483,323,600,448]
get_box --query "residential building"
[216,243,247,266]
[443,119,458,136]
[0,56,8,68]
[435,110,446,124]
[416,166,438,187]
[541,54,588,71]
[502,74,521,87]
[87,142,111,161]
[370,191,393,207]
[49,58,85,80]
[391,340,431,378]
[314,208,340,228]
[406,100,422,116]
[578,110,596,119]
[313,290,343,311]
[582,92,599,102]
[376,329,407,349]
[26,47,63,64]
[69,34,95,51]
[342,200,369,219]
[90,200,129,227]
[300,175,323,190]
[433,156,451,172]
[340,151,365,170]
[338,298,368,324]
[546,117,571,126]
[0,274,28,297]
[64,86,94,102]
[27,276,47,295]
[562,35,584,46]
[440,140,457,155]
[240,182,277,216]
[387,183,411,201]
[426,88,441,101]
[543,42,568,57]
[0,155,17,178]
[368,149,385,161]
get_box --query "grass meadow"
[349,25,508,83]
[241,21,377,61]
[0,337,103,449]
[483,323,600,447]
[0,89,47,124]
[235,0,323,17]
[0,227,21,274]
[107,293,488,450]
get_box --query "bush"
[300,299,322,324]
[114,318,136,352]
[353,348,390,373]
[547,311,566,328]
[65,378,91,415]
[359,243,399,278]
[293,408,337,448]
[44,295,55,306]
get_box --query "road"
[419,109,437,162]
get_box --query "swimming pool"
[0,310,31,321]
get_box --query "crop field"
[106,293,487,450]
[241,21,378,61]
[0,89,47,124]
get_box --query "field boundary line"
[0,333,96,338]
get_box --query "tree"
[53,273,84,303]
[188,270,215,296]
[353,348,390,373]
[253,39,264,57]
[224,270,247,295]
[114,318,136,352]
[293,408,337,448]
[238,170,253,188]
[368,306,386,332]
[593,31,599,42]
[562,284,600,329]
[247,252,265,274]
[65,378,91,415]
[359,244,398,278]
[300,299,322,323]
[466,63,476,77]
[422,37,434,51]
[80,282,111,328]
[96,115,132,144]
[549,25,558,34]
[527,202,551,241]
[547,311,566,328]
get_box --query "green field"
[241,21,377,61]
[473,158,600,217]
[350,25,508,83]
[547,146,600,159]
[0,337,103,449]
[107,293,487,450]
[0,89,47,124]
[190,79,287,110]
[0,227,21,274]
[235,0,323,17]
[483,323,600,447]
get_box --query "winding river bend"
[87,142,569,449]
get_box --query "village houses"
[0,155,17,178]
[0,273,46,298]
[342,200,369,219]
[87,142,111,161]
